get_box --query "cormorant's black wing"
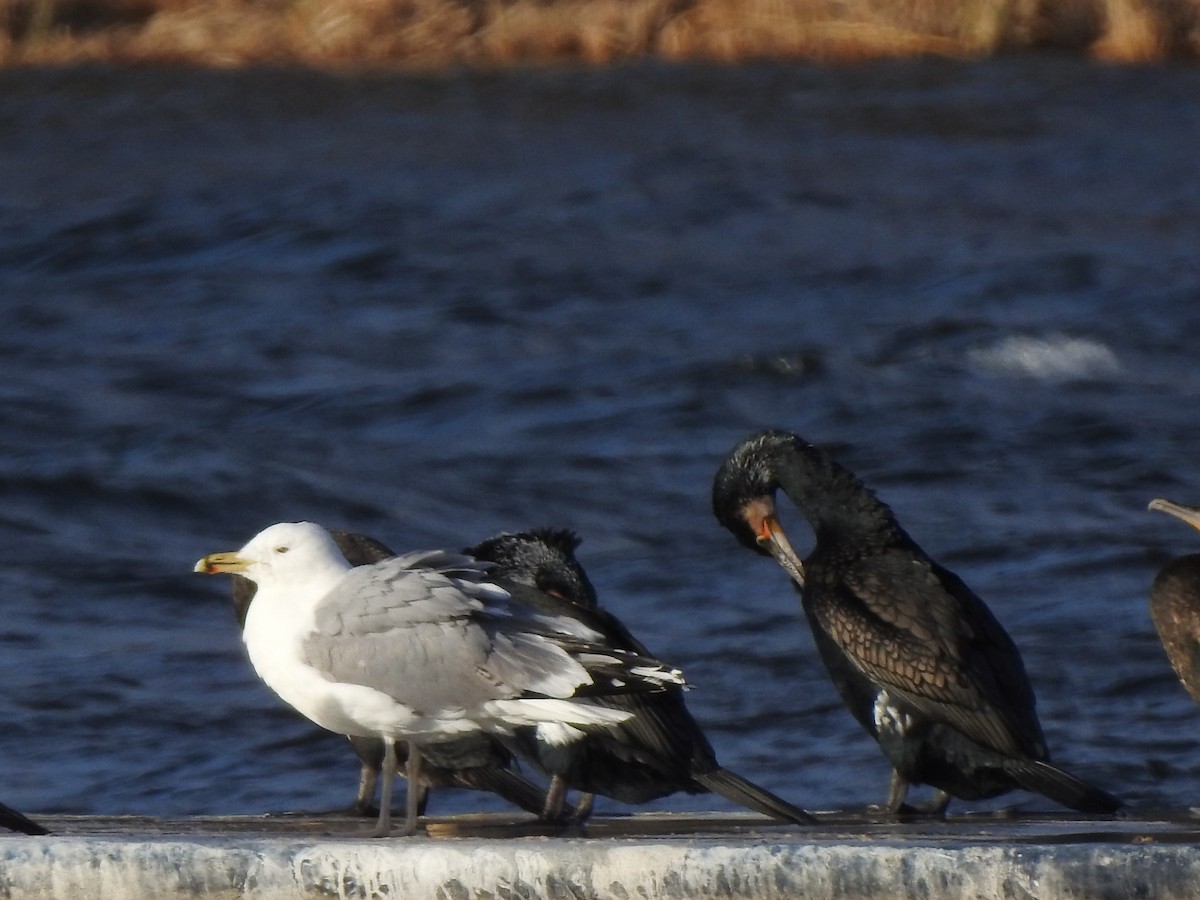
[928,559,1046,756]
[810,546,1044,759]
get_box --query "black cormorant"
[474,528,816,825]
[712,428,1120,815]
[1148,497,1200,704]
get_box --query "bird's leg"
[372,740,396,837]
[412,777,429,819]
[353,763,378,817]
[540,775,569,822]
[886,770,911,813]
[920,789,953,817]
[401,743,424,837]
[883,772,951,817]
[570,792,595,824]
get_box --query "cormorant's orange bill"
[194,551,251,575]
[1149,498,1200,535]
[754,509,806,589]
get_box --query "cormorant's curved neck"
[766,434,906,550]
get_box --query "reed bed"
[1,0,1196,68]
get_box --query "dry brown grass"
[1,0,1197,67]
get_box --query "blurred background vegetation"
[1,0,1197,67]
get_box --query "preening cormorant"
[1148,497,1200,704]
[713,428,1120,815]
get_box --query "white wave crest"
[967,334,1121,379]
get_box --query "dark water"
[3,57,1200,819]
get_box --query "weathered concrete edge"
[0,837,1196,900]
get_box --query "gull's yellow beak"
[1149,498,1200,535]
[194,551,251,575]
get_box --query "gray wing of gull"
[301,554,601,712]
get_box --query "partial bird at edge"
[1148,497,1200,706]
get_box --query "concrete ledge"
[0,812,1197,899]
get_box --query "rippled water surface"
[2,58,1200,818]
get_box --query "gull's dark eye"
[274,546,290,554]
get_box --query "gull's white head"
[194,521,349,588]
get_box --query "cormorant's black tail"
[0,801,48,836]
[694,768,817,825]
[1004,759,1122,815]
[453,766,556,818]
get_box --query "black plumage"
[712,428,1120,815]
[230,529,547,820]
[1148,498,1200,705]
[0,801,48,836]
[471,528,816,825]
